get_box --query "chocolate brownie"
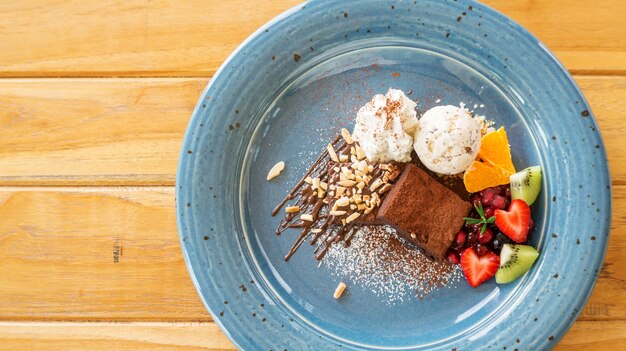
[377,164,471,259]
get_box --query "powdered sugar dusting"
[323,225,463,304]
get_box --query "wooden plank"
[0,320,623,350]
[0,322,235,351]
[0,186,623,321]
[0,76,623,186]
[0,187,210,321]
[0,78,207,186]
[0,0,624,77]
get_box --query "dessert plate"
[176,0,611,349]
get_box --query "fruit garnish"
[495,244,539,284]
[510,166,542,205]
[463,128,516,193]
[463,202,495,234]
[461,247,500,287]
[494,199,531,243]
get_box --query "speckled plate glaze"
[176,0,611,350]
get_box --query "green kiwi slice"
[495,244,540,284]
[510,165,542,205]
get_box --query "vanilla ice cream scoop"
[352,89,418,163]
[414,105,481,175]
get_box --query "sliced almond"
[356,181,365,189]
[285,206,300,213]
[341,128,354,144]
[364,207,373,215]
[379,163,390,170]
[368,165,374,173]
[363,195,371,201]
[339,154,349,162]
[350,146,356,155]
[327,143,339,162]
[339,172,349,182]
[350,204,357,210]
[350,155,358,163]
[333,281,347,299]
[311,228,323,234]
[341,219,347,226]
[345,212,360,223]
[357,160,368,172]
[266,161,285,181]
[333,167,340,173]
[317,189,325,198]
[355,145,366,161]
[335,186,346,197]
[300,214,314,222]
[338,180,356,187]
[304,176,313,184]
[335,197,350,207]
[350,161,359,170]
[312,177,320,190]
[370,178,383,192]
[378,184,393,194]
[330,210,347,216]
[357,203,367,211]
[320,181,328,191]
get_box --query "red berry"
[481,192,495,206]
[528,217,535,231]
[495,199,531,243]
[504,186,512,199]
[460,247,500,287]
[478,227,494,244]
[447,250,460,265]
[471,194,482,206]
[484,206,496,219]
[467,231,477,245]
[455,230,467,247]
[491,195,508,210]
[475,244,488,256]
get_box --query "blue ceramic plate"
[176,1,611,349]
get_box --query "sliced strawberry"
[460,247,500,287]
[495,199,531,243]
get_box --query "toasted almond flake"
[304,176,313,184]
[379,163,390,170]
[339,172,349,182]
[329,184,336,190]
[300,214,314,222]
[335,186,346,197]
[378,184,393,194]
[318,190,325,198]
[370,179,383,192]
[349,173,356,180]
[311,228,323,233]
[357,160,368,172]
[338,180,356,187]
[363,195,371,201]
[371,193,380,205]
[355,175,363,183]
[364,207,374,215]
[388,170,400,181]
[327,143,339,162]
[356,181,365,189]
[312,177,320,190]
[339,154,349,162]
[350,155,358,163]
[330,210,347,216]
[368,165,374,173]
[362,175,371,185]
[346,212,360,223]
[323,198,330,204]
[357,188,362,194]
[355,170,365,177]
[357,203,367,211]
[320,181,328,190]
[333,167,340,172]
[336,197,350,207]
[266,161,285,180]
[350,204,357,210]
[410,233,417,239]
[350,146,356,155]
[355,145,366,161]
[333,281,347,299]
[341,128,354,144]
[285,206,300,213]
[341,219,346,226]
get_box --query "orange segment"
[463,127,516,193]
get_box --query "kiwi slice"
[510,166,542,205]
[495,244,539,284]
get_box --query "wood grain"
[0,187,209,321]
[0,320,624,351]
[0,0,624,77]
[0,186,623,321]
[0,78,207,186]
[0,76,623,186]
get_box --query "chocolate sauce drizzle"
[272,134,397,261]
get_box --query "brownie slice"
[377,164,471,259]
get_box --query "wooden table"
[0,1,624,349]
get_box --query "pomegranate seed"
[455,230,467,247]
[470,224,483,234]
[471,194,481,206]
[491,195,508,210]
[467,232,477,245]
[447,250,460,265]
[478,228,494,244]
[481,191,496,206]
[475,244,488,256]
[504,186,511,198]
[484,206,495,219]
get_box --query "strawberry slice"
[461,247,500,287]
[495,199,531,243]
